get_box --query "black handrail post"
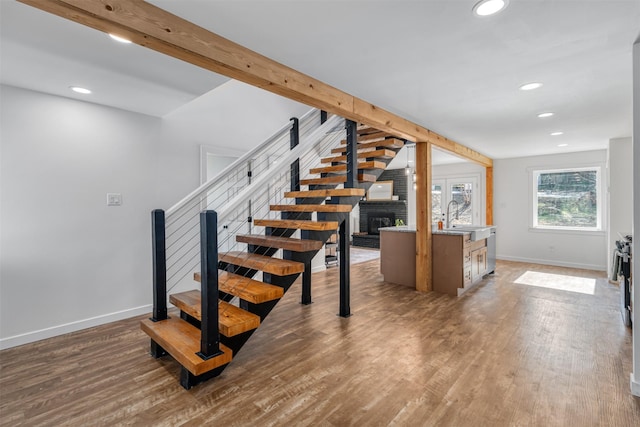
[320,110,328,124]
[345,119,357,188]
[151,209,167,322]
[338,218,351,317]
[290,117,300,192]
[197,210,222,360]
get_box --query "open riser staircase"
[141,115,405,389]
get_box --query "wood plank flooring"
[1,259,639,426]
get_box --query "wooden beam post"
[486,166,494,225]
[415,142,432,292]
[18,0,493,168]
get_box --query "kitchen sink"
[446,225,492,241]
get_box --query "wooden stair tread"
[220,251,305,275]
[236,233,324,251]
[308,161,386,174]
[140,317,232,376]
[356,125,381,135]
[321,149,396,163]
[284,188,365,198]
[269,204,353,213]
[300,174,376,185]
[194,270,284,303]
[331,138,404,153]
[169,291,260,337]
[358,131,395,142]
[254,218,339,231]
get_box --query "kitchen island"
[379,226,495,296]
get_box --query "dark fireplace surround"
[367,212,395,235]
[352,169,408,249]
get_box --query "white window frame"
[530,165,603,232]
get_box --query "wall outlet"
[107,193,122,206]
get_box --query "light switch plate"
[107,193,122,206]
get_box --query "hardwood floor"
[1,260,639,426]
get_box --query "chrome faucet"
[446,200,459,228]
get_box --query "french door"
[432,176,479,226]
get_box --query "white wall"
[494,150,608,271]
[157,80,309,208]
[0,85,161,348]
[0,81,315,349]
[607,137,633,272]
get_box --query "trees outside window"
[532,167,601,230]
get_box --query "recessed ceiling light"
[473,0,509,16]
[109,34,132,44]
[537,112,554,118]
[557,144,569,147]
[70,86,91,94]
[519,82,543,91]
[550,132,564,136]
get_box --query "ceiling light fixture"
[550,131,564,136]
[537,112,554,118]
[557,144,569,147]
[70,86,91,94]
[473,0,509,16]
[519,82,543,91]
[109,34,132,44]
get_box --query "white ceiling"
[1,0,639,161]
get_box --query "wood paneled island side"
[380,226,490,295]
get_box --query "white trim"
[496,255,606,272]
[312,264,327,274]
[631,374,640,397]
[529,164,605,232]
[0,304,152,350]
[199,145,245,184]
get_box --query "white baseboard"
[496,255,606,272]
[632,373,640,397]
[0,304,152,350]
[312,264,327,274]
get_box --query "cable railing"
[162,110,347,301]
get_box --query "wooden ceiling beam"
[18,0,492,168]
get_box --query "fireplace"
[367,212,395,235]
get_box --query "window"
[532,167,602,230]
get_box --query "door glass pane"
[449,183,473,226]
[432,184,443,223]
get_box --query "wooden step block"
[140,317,232,376]
[300,174,376,185]
[236,234,324,252]
[331,138,404,154]
[170,290,260,337]
[308,161,386,174]
[194,271,284,303]
[284,188,365,198]
[321,149,396,164]
[220,251,305,276]
[269,204,353,213]
[254,218,338,231]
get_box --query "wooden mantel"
[20,0,494,291]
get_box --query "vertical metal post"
[301,260,312,305]
[151,209,167,322]
[345,119,357,188]
[198,210,222,360]
[290,117,300,192]
[320,110,328,124]
[338,218,351,317]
